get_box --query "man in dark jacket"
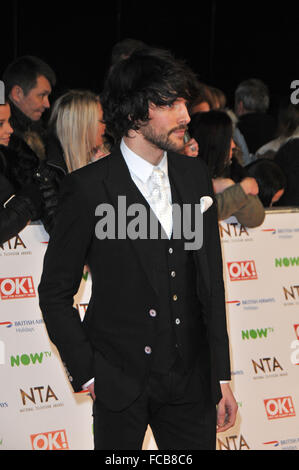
[235,78,276,154]
[0,56,57,241]
[38,47,237,450]
[2,55,56,160]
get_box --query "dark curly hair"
[100,47,200,144]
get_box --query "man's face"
[95,102,106,148]
[140,98,191,152]
[13,75,52,121]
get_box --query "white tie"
[150,167,173,238]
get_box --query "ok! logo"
[0,276,36,300]
[31,429,69,450]
[264,396,296,420]
[227,260,258,282]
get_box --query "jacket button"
[171,271,176,278]
[144,346,152,355]
[149,309,157,317]
[173,294,178,301]
[169,248,173,254]
[175,318,181,325]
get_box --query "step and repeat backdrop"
[1,210,299,450]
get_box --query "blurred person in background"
[273,137,299,206]
[256,101,299,159]
[2,55,56,160]
[0,101,43,243]
[190,82,214,114]
[188,110,265,226]
[246,158,286,207]
[234,78,276,155]
[109,37,149,66]
[37,89,109,233]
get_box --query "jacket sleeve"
[38,173,96,392]
[216,183,265,227]
[0,173,42,244]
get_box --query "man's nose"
[178,102,191,125]
[43,96,50,108]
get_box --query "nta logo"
[252,357,283,374]
[0,234,26,251]
[20,385,58,406]
[217,434,250,450]
[283,285,299,301]
[219,222,249,238]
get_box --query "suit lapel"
[103,148,161,295]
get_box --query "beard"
[140,122,187,153]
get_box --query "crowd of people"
[3,38,298,451]
[1,40,298,244]
[0,42,297,246]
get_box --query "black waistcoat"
[149,178,206,373]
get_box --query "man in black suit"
[38,47,237,450]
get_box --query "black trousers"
[92,361,216,450]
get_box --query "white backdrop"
[0,210,299,450]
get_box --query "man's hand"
[87,382,96,401]
[240,177,259,196]
[217,383,238,433]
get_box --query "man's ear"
[10,85,25,104]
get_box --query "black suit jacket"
[38,147,231,410]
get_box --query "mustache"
[168,125,188,136]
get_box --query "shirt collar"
[120,138,168,184]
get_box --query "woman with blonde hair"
[49,90,107,172]
[37,89,109,233]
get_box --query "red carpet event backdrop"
[0,210,299,450]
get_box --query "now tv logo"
[31,429,69,450]
[227,261,258,281]
[264,396,296,420]
[0,276,35,300]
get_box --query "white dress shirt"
[120,138,172,238]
